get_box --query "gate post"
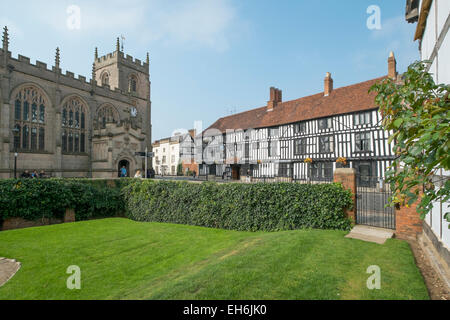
[333,168,357,223]
[395,194,423,240]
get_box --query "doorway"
[231,165,240,180]
[118,160,130,177]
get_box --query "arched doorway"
[118,160,130,177]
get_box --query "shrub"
[122,180,353,232]
[0,179,129,222]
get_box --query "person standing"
[120,166,127,178]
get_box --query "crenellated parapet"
[6,52,142,104]
[95,51,149,74]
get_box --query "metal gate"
[356,175,396,230]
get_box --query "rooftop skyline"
[1,0,419,140]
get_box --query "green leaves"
[370,61,450,221]
[0,179,126,222]
[122,181,353,232]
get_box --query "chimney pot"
[268,87,282,111]
[388,51,397,79]
[324,72,333,96]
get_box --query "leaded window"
[319,135,334,153]
[294,138,307,155]
[318,118,333,130]
[355,132,371,152]
[268,140,278,157]
[310,162,333,180]
[13,86,47,152]
[354,112,371,126]
[268,127,279,137]
[294,122,306,134]
[62,97,87,153]
[279,163,293,178]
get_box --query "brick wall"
[333,168,356,223]
[395,197,423,240]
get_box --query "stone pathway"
[345,225,394,244]
[0,257,21,287]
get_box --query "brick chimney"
[267,87,282,111]
[324,72,333,96]
[388,51,397,79]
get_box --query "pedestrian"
[120,166,127,178]
[39,170,46,178]
[21,170,31,179]
[192,170,196,179]
[134,170,142,179]
[31,170,39,178]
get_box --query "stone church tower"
[0,28,152,178]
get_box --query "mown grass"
[0,218,429,300]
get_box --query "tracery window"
[62,97,87,153]
[129,75,137,93]
[96,104,119,129]
[13,86,47,151]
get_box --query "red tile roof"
[206,76,386,132]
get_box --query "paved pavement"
[0,257,21,287]
[345,225,394,244]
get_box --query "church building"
[0,27,152,178]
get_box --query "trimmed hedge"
[122,180,353,231]
[0,178,132,222]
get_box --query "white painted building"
[152,133,185,176]
[406,0,450,262]
[152,137,179,176]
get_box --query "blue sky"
[1,0,419,140]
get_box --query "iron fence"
[356,175,395,229]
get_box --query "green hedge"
[0,178,132,222]
[122,181,353,231]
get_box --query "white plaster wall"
[419,1,450,250]
[437,0,450,35]
[438,32,450,84]
[421,0,436,61]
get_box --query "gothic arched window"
[101,73,110,86]
[62,97,88,153]
[96,104,119,129]
[13,86,47,152]
[128,75,137,93]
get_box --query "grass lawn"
[0,218,429,300]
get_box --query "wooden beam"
[414,0,433,41]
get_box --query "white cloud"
[14,0,238,51]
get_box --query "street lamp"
[11,127,20,179]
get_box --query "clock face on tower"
[130,107,138,117]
